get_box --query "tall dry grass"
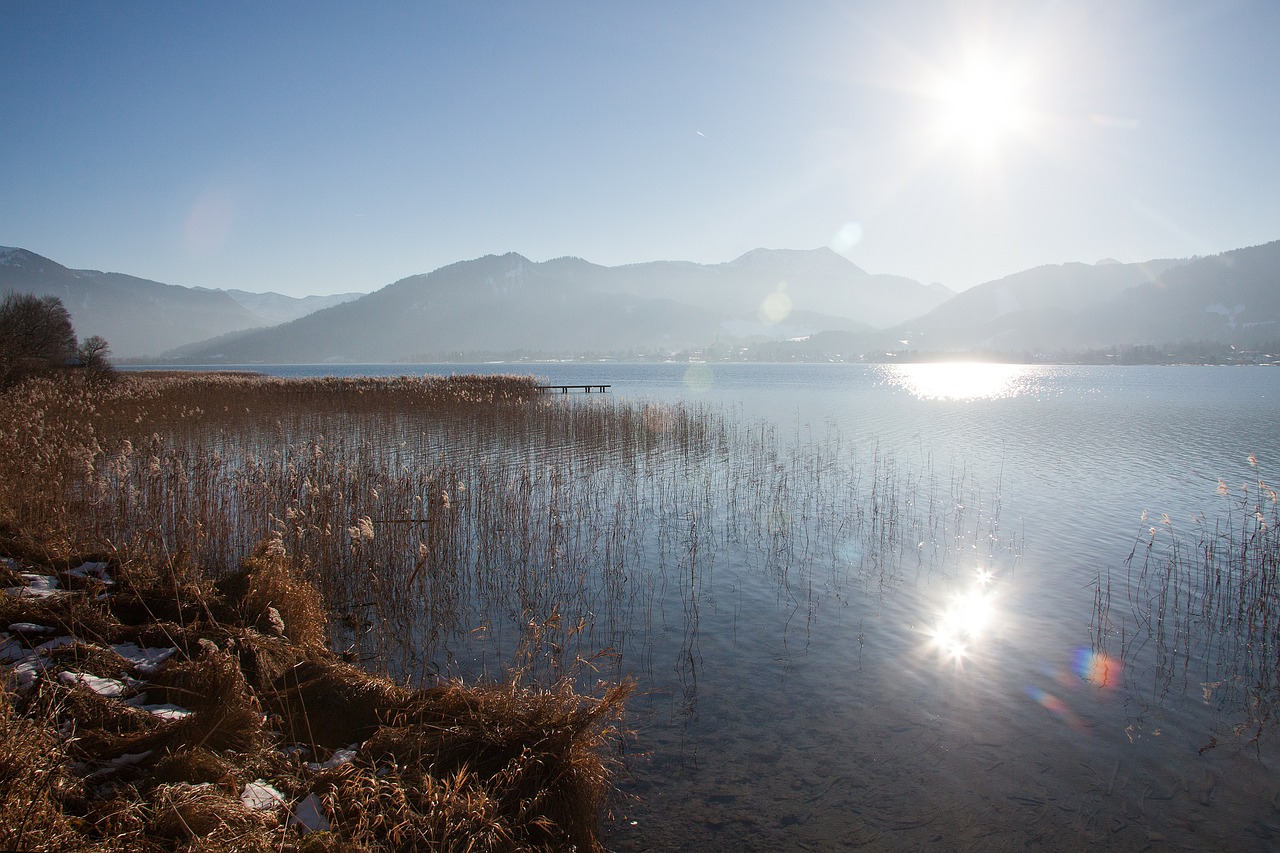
[1093,458,1280,744]
[0,536,633,851]
[0,371,643,851]
[0,369,1014,847]
[1,370,1009,682]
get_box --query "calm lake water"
[130,362,1280,850]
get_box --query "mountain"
[172,249,944,363]
[9,238,1277,362]
[877,241,1280,354]
[889,257,1187,351]
[173,253,725,362]
[0,247,368,358]
[0,247,268,358]
[598,247,952,328]
[201,288,364,325]
[1095,242,1280,347]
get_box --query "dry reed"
[1093,459,1280,744]
[0,368,1012,849]
[0,371,636,851]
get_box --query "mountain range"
[166,249,953,363]
[0,247,359,358]
[886,242,1280,354]
[194,288,362,327]
[2,240,1278,362]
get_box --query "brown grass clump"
[0,683,79,851]
[309,762,515,851]
[365,676,634,851]
[228,540,329,651]
[1,541,631,851]
[264,656,414,749]
[144,652,267,755]
[27,676,153,741]
[0,586,122,647]
[146,782,272,843]
[152,748,237,786]
[0,372,635,850]
[43,640,134,680]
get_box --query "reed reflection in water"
[89,365,1280,848]
[69,381,1009,697]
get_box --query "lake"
[128,362,1280,850]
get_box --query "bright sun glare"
[885,362,1034,401]
[927,567,1000,664]
[932,56,1030,155]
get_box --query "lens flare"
[758,286,793,325]
[1073,648,1120,689]
[683,364,713,392]
[830,221,864,254]
[183,188,236,257]
[1026,686,1086,731]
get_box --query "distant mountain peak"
[0,246,264,357]
[0,246,38,263]
[726,246,867,276]
[730,246,833,263]
[0,247,65,274]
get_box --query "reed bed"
[1093,458,1280,743]
[0,540,631,851]
[0,372,640,850]
[1,371,1006,683]
[0,370,1013,848]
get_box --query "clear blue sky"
[3,1,1278,296]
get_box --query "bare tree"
[77,334,115,382]
[0,293,78,388]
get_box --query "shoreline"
[0,372,631,851]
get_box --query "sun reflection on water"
[926,567,999,664]
[880,362,1041,401]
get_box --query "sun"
[931,56,1030,155]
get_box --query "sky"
[3,1,1279,297]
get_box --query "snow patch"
[112,642,178,675]
[7,574,60,598]
[242,780,286,811]
[9,657,51,689]
[109,750,154,767]
[140,703,194,721]
[7,622,52,634]
[288,792,332,833]
[70,561,113,583]
[59,671,129,697]
[1,636,32,663]
[306,747,357,771]
[1205,302,1246,328]
[35,635,76,653]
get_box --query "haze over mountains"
[0,247,359,358]
[2,240,1278,362]
[193,288,363,327]
[885,242,1280,354]
[170,249,954,363]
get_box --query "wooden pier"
[536,384,611,394]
